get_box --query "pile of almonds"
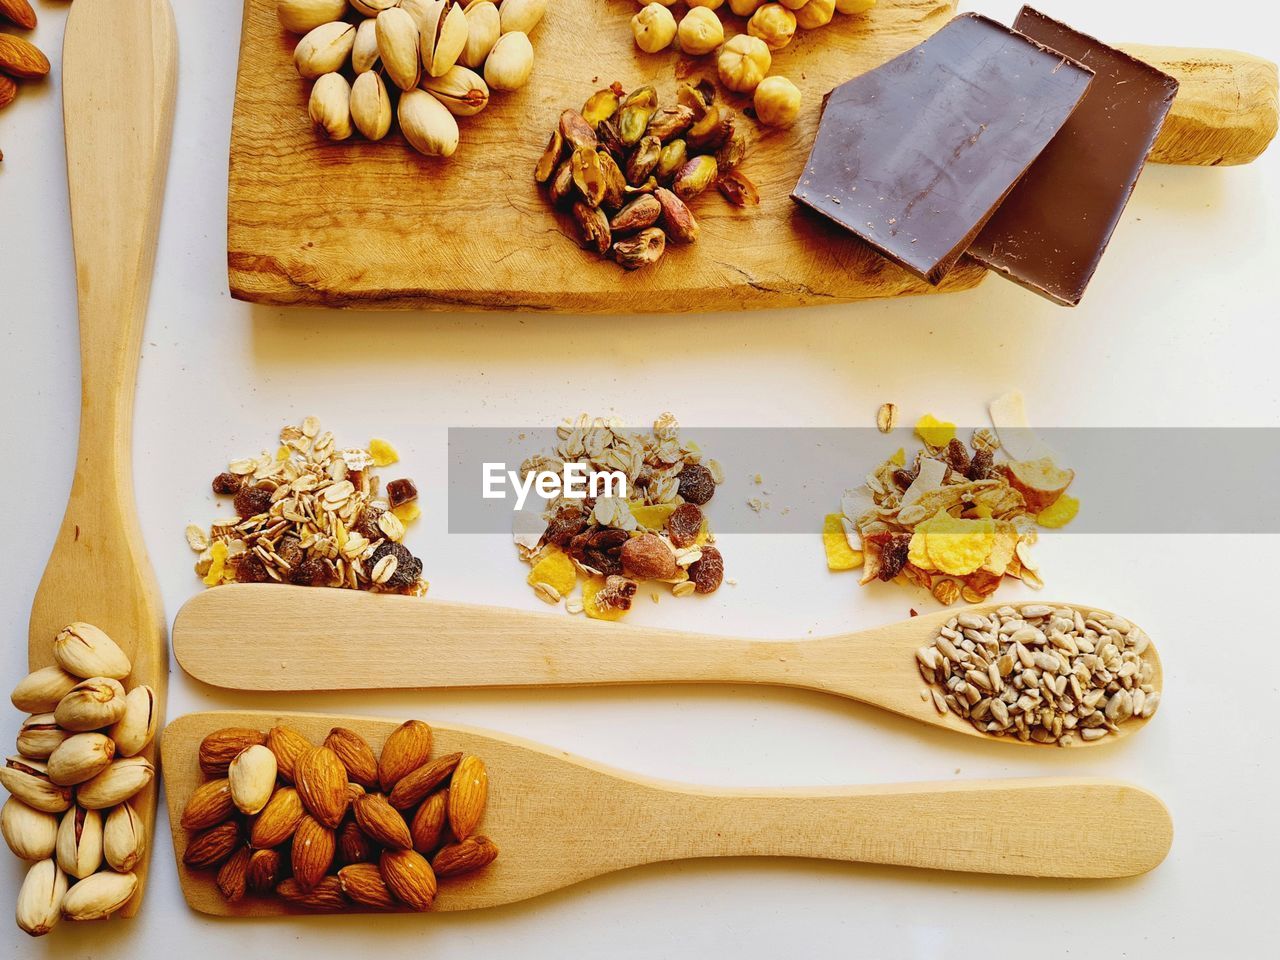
[0,0,49,160]
[4,624,158,937]
[180,720,497,912]
[281,0,545,157]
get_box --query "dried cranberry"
[386,478,418,509]
[666,503,703,548]
[689,545,724,594]
[212,472,242,495]
[290,558,330,587]
[677,463,716,505]
[878,533,912,582]
[235,554,271,584]
[967,448,993,481]
[943,438,971,476]
[544,506,588,548]
[233,483,273,519]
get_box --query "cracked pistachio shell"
[352,18,381,73]
[108,685,158,758]
[11,666,79,714]
[53,678,127,732]
[351,0,398,15]
[460,1,500,68]
[376,7,421,91]
[420,0,470,78]
[309,72,353,141]
[483,30,533,91]
[60,870,137,921]
[399,89,460,157]
[1,757,72,814]
[53,623,131,681]
[499,0,546,35]
[2,797,58,861]
[16,859,67,937]
[293,21,356,80]
[17,713,68,760]
[350,71,393,141]
[422,65,489,117]
[104,803,146,873]
[56,806,103,879]
[276,0,349,34]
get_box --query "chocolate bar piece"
[968,8,1180,305]
[791,13,1094,284]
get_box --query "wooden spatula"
[162,711,1173,916]
[173,586,1162,748]
[26,0,177,918]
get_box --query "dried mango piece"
[823,513,863,571]
[629,502,678,530]
[368,438,399,467]
[392,501,422,524]
[202,541,228,586]
[276,445,290,462]
[693,520,710,547]
[916,510,995,576]
[914,414,955,448]
[1037,493,1079,529]
[907,532,935,571]
[527,547,577,597]
[582,577,629,621]
[889,447,906,467]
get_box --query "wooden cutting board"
[227,0,1278,312]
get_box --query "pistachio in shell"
[656,139,687,183]
[459,0,501,69]
[617,85,658,146]
[625,135,662,187]
[655,187,699,243]
[612,227,667,270]
[572,201,612,256]
[582,88,622,126]
[646,105,695,142]
[548,159,576,206]
[609,194,662,235]
[672,154,718,202]
[597,150,627,211]
[420,0,469,78]
[534,128,564,184]
[398,89,460,158]
[558,109,597,152]
[570,146,607,208]
[422,65,490,117]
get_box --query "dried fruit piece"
[666,503,704,548]
[914,414,956,448]
[233,483,272,519]
[1036,492,1080,528]
[688,544,724,593]
[677,462,716,505]
[368,438,399,467]
[822,513,862,571]
[526,546,577,598]
[583,575,637,621]
[876,532,913,582]
[942,437,971,475]
[967,447,994,481]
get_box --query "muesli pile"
[180,720,496,912]
[516,413,725,619]
[187,417,427,595]
[824,396,1078,604]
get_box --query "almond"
[199,727,267,777]
[337,820,377,866]
[266,724,312,783]
[216,846,250,902]
[378,720,432,792]
[277,875,347,911]
[448,755,488,840]
[180,778,234,830]
[0,74,15,111]
[337,862,395,909]
[379,848,436,910]
[291,814,335,890]
[250,786,304,849]
[388,752,461,810]
[410,789,448,854]
[183,820,240,869]
[0,32,47,79]
[228,744,278,815]
[246,848,282,895]
[0,0,37,31]
[352,793,412,849]
[432,835,499,877]
[295,746,349,828]
[325,727,378,790]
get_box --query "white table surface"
[2,0,1278,956]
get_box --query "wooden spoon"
[173,586,1162,748]
[27,0,177,918]
[163,710,1173,916]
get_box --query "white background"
[2,0,1278,956]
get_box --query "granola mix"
[516,414,725,619]
[187,417,427,596]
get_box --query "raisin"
[943,438,971,476]
[967,448,993,481]
[666,503,703,548]
[368,542,421,591]
[276,534,304,569]
[892,465,918,490]
[235,554,271,584]
[544,506,588,548]
[677,463,716,505]
[290,558,331,587]
[353,506,384,541]
[212,472,242,495]
[595,575,637,611]
[878,533,912,582]
[386,478,418,509]
[233,483,273,519]
[689,545,724,594]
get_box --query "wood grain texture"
[173,586,1161,748]
[162,710,1173,916]
[27,0,177,918]
[227,0,1276,312]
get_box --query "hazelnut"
[687,0,725,7]
[631,3,677,54]
[747,3,796,51]
[677,8,724,57]
[728,0,766,15]
[717,34,771,94]
[620,533,679,581]
[795,0,835,28]
[754,75,802,127]
[777,0,809,8]
[835,0,877,13]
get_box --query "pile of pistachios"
[535,80,759,270]
[280,0,545,158]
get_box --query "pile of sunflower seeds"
[916,604,1159,746]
